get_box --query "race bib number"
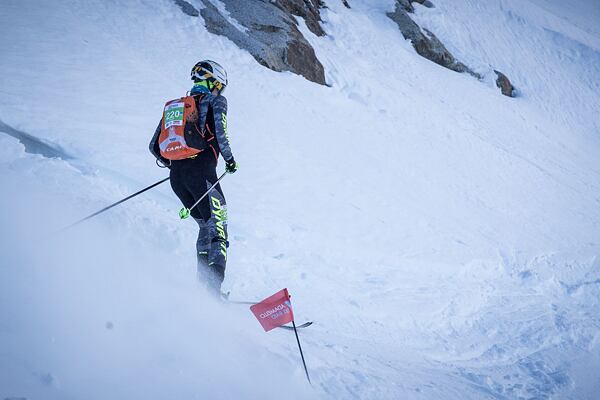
[164,101,184,129]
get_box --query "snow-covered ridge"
[1,0,599,399]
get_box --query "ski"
[222,294,313,330]
[278,321,313,330]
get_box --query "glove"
[225,158,238,174]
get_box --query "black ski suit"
[149,93,234,292]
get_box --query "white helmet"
[191,60,228,93]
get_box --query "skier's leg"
[193,217,210,273]
[171,166,211,286]
[189,182,216,290]
[206,182,228,292]
[185,176,226,294]
[177,154,226,295]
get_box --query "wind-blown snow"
[1,0,599,399]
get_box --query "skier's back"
[149,60,238,296]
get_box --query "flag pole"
[292,319,311,385]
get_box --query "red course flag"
[250,288,294,332]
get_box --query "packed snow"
[1,0,599,399]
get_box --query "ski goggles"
[192,68,226,93]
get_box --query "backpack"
[158,95,207,160]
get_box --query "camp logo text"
[166,144,184,152]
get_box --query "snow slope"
[1,0,599,399]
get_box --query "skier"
[149,60,238,296]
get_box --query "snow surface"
[1,0,599,399]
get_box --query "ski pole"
[58,177,170,232]
[292,319,312,385]
[179,172,227,219]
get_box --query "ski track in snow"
[1,0,599,399]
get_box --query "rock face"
[173,0,199,17]
[173,0,515,95]
[193,0,326,85]
[387,0,518,96]
[387,1,479,77]
[413,0,435,8]
[494,70,515,97]
[275,0,325,37]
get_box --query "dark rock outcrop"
[198,0,326,85]
[275,0,325,37]
[342,0,351,8]
[173,0,199,17]
[387,0,519,96]
[494,70,515,97]
[397,0,415,13]
[387,1,479,77]
[413,0,435,8]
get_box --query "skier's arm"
[211,95,234,162]
[149,119,170,167]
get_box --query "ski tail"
[278,321,313,330]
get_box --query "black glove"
[225,158,238,174]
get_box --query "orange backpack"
[158,95,205,160]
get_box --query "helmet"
[191,60,228,93]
